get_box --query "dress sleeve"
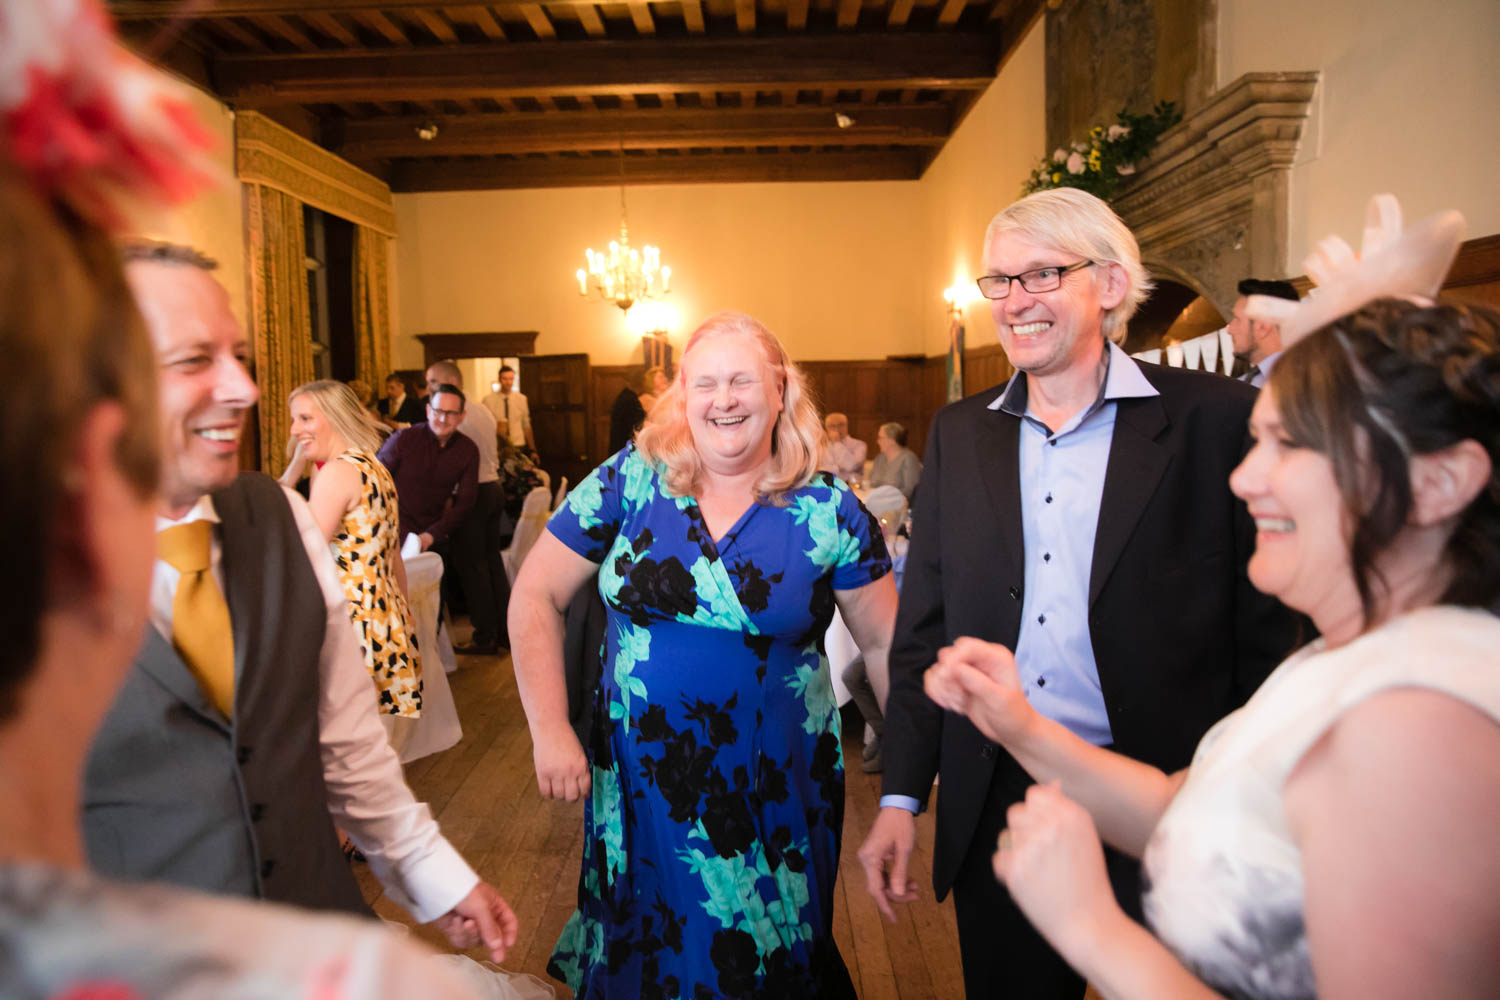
[546,446,634,563]
[832,481,892,591]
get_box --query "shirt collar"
[989,340,1159,417]
[1257,349,1284,380]
[156,492,219,531]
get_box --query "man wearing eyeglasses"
[377,382,478,554]
[859,188,1301,999]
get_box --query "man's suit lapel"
[136,627,232,732]
[974,404,1025,572]
[1090,394,1169,607]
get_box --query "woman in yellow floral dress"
[285,381,423,719]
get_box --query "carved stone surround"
[1113,71,1319,315]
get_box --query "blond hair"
[984,187,1153,344]
[288,379,386,455]
[636,311,824,506]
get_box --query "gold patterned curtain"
[354,226,392,387]
[245,183,313,479]
[235,111,396,476]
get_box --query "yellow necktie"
[157,521,236,717]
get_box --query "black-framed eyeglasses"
[428,404,463,420]
[976,259,1095,300]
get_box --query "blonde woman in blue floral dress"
[510,312,900,998]
[286,381,423,719]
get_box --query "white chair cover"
[862,484,908,541]
[502,486,553,583]
[383,550,462,763]
[552,476,569,511]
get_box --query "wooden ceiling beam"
[409,8,460,41]
[936,0,967,27]
[351,10,410,43]
[444,6,508,39]
[836,0,861,30]
[574,3,607,37]
[389,148,927,190]
[517,2,557,37]
[887,0,915,28]
[112,0,632,13]
[303,11,359,45]
[328,103,952,157]
[680,0,705,33]
[214,33,1002,104]
[785,0,809,29]
[629,2,657,35]
[734,0,754,32]
[255,13,318,48]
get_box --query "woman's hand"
[923,636,1037,746]
[534,724,591,801]
[993,783,1121,959]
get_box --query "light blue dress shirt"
[882,342,1159,814]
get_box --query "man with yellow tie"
[81,242,518,962]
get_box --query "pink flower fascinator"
[0,0,220,231]
[1245,194,1467,347]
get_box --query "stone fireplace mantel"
[1114,71,1320,315]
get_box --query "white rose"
[1067,151,1086,174]
[1107,124,1130,140]
[1053,148,1067,163]
[1116,163,1137,176]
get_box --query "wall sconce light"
[943,283,978,316]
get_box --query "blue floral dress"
[546,446,891,999]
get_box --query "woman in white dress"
[922,206,1500,1000]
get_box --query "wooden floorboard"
[358,645,1058,998]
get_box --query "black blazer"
[882,361,1303,898]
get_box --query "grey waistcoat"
[82,473,370,917]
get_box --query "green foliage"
[1021,101,1182,202]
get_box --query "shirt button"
[1049,439,1058,446]
[979,744,996,760]
[1038,614,1047,625]
[1043,552,1051,562]
[1045,492,1053,503]
[1037,676,1047,687]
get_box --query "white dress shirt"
[151,488,479,922]
[459,402,500,483]
[482,389,530,447]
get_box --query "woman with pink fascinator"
[0,2,489,995]
[925,197,1500,1000]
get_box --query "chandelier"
[576,181,671,312]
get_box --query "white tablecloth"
[384,551,463,762]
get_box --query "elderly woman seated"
[867,421,922,502]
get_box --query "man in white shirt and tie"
[1226,278,1300,388]
[82,242,517,961]
[482,365,535,455]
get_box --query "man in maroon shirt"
[376,383,478,552]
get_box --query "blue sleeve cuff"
[878,794,923,814]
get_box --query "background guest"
[377,383,478,554]
[925,291,1500,1000]
[482,364,536,457]
[867,421,922,502]
[1227,277,1300,387]
[636,364,671,415]
[427,360,510,656]
[286,380,424,729]
[606,365,648,455]
[377,372,424,429]
[820,411,868,484]
[509,310,898,997]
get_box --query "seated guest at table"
[0,8,498,992]
[510,310,899,997]
[819,411,868,484]
[286,380,424,730]
[923,203,1500,1000]
[868,421,922,502]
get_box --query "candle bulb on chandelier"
[576,269,587,295]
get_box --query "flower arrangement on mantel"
[1021,101,1182,202]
